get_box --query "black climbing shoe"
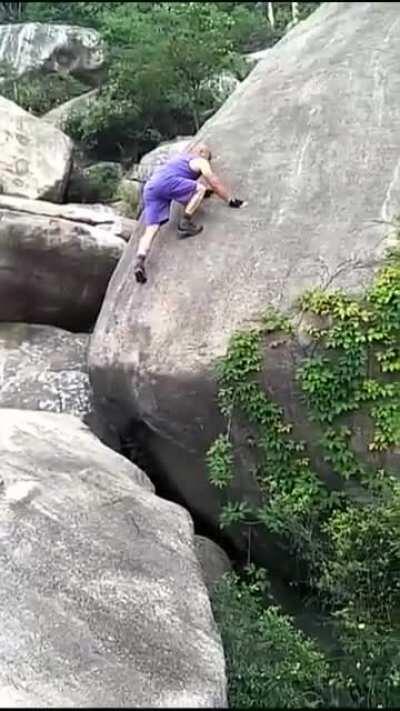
[177,217,204,239]
[134,256,147,284]
[204,188,213,199]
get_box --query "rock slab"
[0,207,125,331]
[0,409,227,708]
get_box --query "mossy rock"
[67,161,123,204]
[114,179,141,219]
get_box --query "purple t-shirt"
[147,153,200,195]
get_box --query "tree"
[96,2,241,135]
[0,1,23,21]
[292,2,300,24]
[154,3,238,130]
[267,1,275,29]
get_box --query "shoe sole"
[134,268,147,284]
[177,225,204,240]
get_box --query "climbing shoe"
[134,256,147,284]
[177,217,204,239]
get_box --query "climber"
[133,142,244,284]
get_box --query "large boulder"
[42,88,99,130]
[0,23,105,81]
[88,2,400,560]
[195,536,232,595]
[0,194,136,242]
[0,96,73,202]
[0,409,226,707]
[0,206,125,331]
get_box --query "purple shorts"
[143,177,198,226]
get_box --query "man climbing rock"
[134,142,244,284]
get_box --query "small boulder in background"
[0,23,106,82]
[42,88,99,130]
[67,160,123,204]
[0,95,73,202]
[0,204,125,331]
[195,535,232,595]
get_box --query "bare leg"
[134,223,160,284]
[184,182,206,217]
[137,223,160,258]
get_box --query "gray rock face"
[0,409,227,708]
[0,194,136,241]
[0,322,91,418]
[89,3,400,557]
[0,23,105,80]
[0,207,125,331]
[42,88,99,130]
[194,536,231,595]
[0,96,73,202]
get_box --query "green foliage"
[206,434,234,490]
[114,179,141,218]
[9,2,320,158]
[213,569,329,709]
[19,1,121,27]
[208,309,332,544]
[298,252,400,452]
[321,501,400,619]
[334,620,400,708]
[0,65,88,116]
[207,238,400,707]
[64,2,241,158]
[320,426,366,481]
[68,162,122,204]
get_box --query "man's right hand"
[228,198,244,208]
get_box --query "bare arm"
[189,157,231,202]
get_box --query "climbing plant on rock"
[207,230,400,707]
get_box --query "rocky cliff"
[89,1,400,561]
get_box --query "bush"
[334,620,400,708]
[67,161,122,203]
[65,3,240,159]
[0,66,89,115]
[213,568,329,708]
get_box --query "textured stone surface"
[0,23,105,80]
[0,322,91,419]
[0,193,136,241]
[0,409,227,708]
[0,208,125,331]
[89,3,400,558]
[42,89,99,130]
[194,536,231,595]
[0,96,73,202]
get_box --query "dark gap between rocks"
[109,415,338,655]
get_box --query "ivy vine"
[207,233,400,706]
